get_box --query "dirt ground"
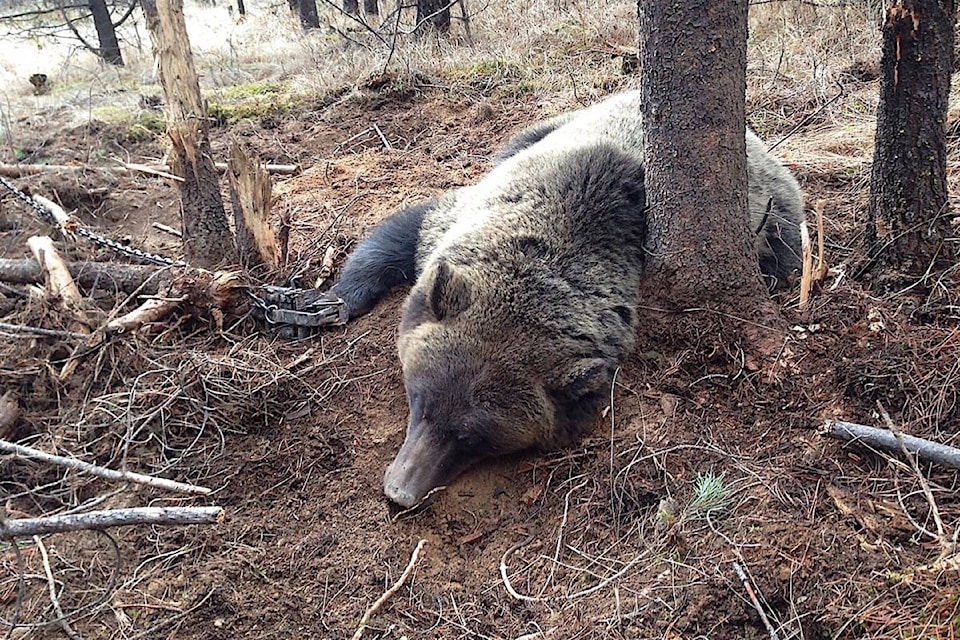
[2,76,960,640]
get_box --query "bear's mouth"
[383,422,475,508]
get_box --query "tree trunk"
[416,0,450,34]
[141,0,237,268]
[89,0,124,65]
[299,0,320,28]
[343,0,358,13]
[637,0,781,352]
[865,0,957,274]
[236,0,245,16]
[363,0,378,14]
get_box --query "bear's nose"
[384,481,418,509]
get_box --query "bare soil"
[2,78,959,640]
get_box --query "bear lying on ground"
[330,91,804,508]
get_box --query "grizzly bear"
[330,91,804,507]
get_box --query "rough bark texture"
[866,0,957,273]
[0,258,162,294]
[227,144,283,272]
[638,0,781,350]
[89,0,124,65]
[299,0,320,28]
[416,0,450,34]
[142,0,237,268]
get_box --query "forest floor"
[2,3,960,639]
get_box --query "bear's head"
[384,252,626,508]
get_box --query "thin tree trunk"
[141,0,237,268]
[299,0,320,28]
[638,0,781,351]
[416,0,450,34]
[865,0,957,274]
[236,0,245,15]
[89,0,124,65]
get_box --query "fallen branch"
[821,420,960,470]
[0,322,88,339]
[151,222,183,237]
[0,438,212,495]
[733,561,779,640]
[313,245,337,288]
[28,233,92,379]
[34,535,81,639]
[0,258,163,295]
[105,295,187,333]
[124,161,185,182]
[351,539,426,640]
[0,161,300,178]
[799,220,813,309]
[0,506,223,539]
[27,236,84,309]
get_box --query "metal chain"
[1,174,347,333]
[0,175,189,268]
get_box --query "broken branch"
[0,258,163,295]
[351,539,426,640]
[0,506,223,539]
[822,419,960,470]
[0,438,212,495]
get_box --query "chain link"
[0,175,190,268]
[1,173,347,334]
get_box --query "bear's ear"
[553,357,615,399]
[426,258,471,320]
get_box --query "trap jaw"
[252,286,348,339]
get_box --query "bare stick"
[876,403,949,547]
[312,245,337,288]
[27,235,91,379]
[821,419,960,470]
[373,124,393,150]
[0,322,90,339]
[32,194,73,229]
[124,162,185,182]
[27,236,84,308]
[733,561,779,640]
[34,535,81,640]
[105,295,187,334]
[798,220,813,309]
[0,438,212,495]
[351,539,426,640]
[152,222,183,237]
[1,507,222,538]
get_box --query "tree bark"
[363,0,378,14]
[89,0,124,65]
[343,0,358,13]
[236,0,245,15]
[865,0,957,274]
[638,0,780,352]
[227,144,283,272]
[416,0,450,34]
[299,0,320,28]
[141,0,238,268]
[0,258,161,294]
